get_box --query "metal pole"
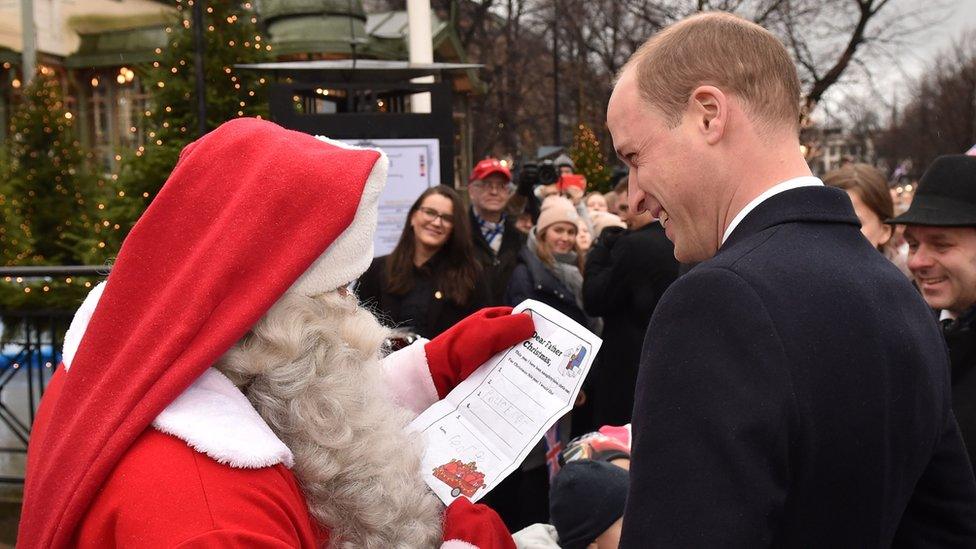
[20,0,35,84]
[407,0,434,113]
[552,1,561,146]
[192,0,207,135]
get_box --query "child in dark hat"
[512,425,632,548]
[549,460,629,549]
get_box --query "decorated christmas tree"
[0,69,105,309]
[569,123,612,193]
[1,1,273,311]
[91,0,272,255]
[0,71,98,265]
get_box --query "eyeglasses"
[471,181,513,194]
[417,206,455,226]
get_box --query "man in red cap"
[19,118,533,548]
[467,158,526,305]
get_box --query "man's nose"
[908,245,934,273]
[626,173,647,213]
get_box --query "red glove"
[442,497,515,549]
[426,307,534,399]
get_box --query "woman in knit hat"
[505,197,593,328]
[499,198,597,530]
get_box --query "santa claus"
[18,118,533,548]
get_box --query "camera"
[518,159,558,187]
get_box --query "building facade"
[0,0,480,179]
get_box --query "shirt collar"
[940,310,958,322]
[475,211,506,228]
[722,176,824,244]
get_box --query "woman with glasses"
[357,185,488,340]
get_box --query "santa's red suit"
[18,118,533,548]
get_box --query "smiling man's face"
[607,70,720,262]
[905,225,976,315]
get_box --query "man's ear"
[689,85,726,145]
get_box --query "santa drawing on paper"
[18,118,533,548]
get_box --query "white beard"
[215,291,444,548]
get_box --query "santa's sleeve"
[381,339,439,417]
[441,497,516,549]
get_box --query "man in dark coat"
[889,154,976,468]
[607,12,976,546]
[467,158,527,305]
[583,201,678,428]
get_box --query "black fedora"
[887,154,976,227]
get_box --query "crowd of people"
[15,10,976,549]
[352,151,683,533]
[350,13,976,549]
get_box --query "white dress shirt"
[721,176,824,245]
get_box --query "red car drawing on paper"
[433,459,486,498]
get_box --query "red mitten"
[442,497,515,549]
[426,307,534,398]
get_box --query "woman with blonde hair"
[506,197,590,326]
[500,197,594,531]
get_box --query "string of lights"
[1,1,271,312]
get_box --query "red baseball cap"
[469,158,511,183]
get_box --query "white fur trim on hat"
[61,280,106,372]
[61,283,293,469]
[289,137,389,297]
[382,339,438,417]
[59,283,442,471]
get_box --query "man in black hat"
[889,154,976,466]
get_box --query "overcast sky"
[904,1,976,74]
[820,0,976,124]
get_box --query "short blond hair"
[624,12,801,132]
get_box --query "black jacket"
[505,246,590,330]
[582,222,678,427]
[469,208,527,305]
[621,186,976,547]
[948,307,976,467]
[356,253,489,340]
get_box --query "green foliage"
[569,123,612,193]
[0,73,100,267]
[90,0,272,255]
[0,72,106,312]
[1,1,272,313]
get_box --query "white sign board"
[341,138,440,257]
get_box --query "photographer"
[516,157,594,238]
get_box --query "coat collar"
[720,186,859,252]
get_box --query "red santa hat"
[19,118,388,548]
